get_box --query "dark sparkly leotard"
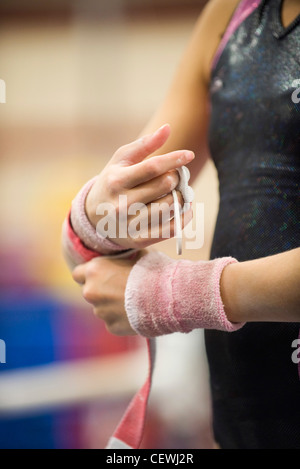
[206,0,300,449]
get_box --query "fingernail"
[154,124,169,136]
[184,151,195,161]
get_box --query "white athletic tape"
[172,189,183,256]
[173,167,194,255]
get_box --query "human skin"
[85,124,195,250]
[70,0,300,336]
[84,0,244,247]
[72,248,300,336]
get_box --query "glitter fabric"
[205,0,300,449]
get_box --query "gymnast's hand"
[85,124,194,250]
[72,252,147,336]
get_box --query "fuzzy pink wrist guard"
[71,178,127,255]
[125,251,244,337]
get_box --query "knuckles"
[162,171,179,193]
[84,260,102,278]
[105,172,124,196]
[145,159,161,179]
[81,261,107,304]
[92,307,133,336]
[82,284,100,305]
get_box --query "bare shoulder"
[193,0,241,83]
[138,0,242,166]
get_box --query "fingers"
[124,150,195,188]
[150,190,185,220]
[97,313,137,337]
[150,205,193,241]
[72,264,86,285]
[170,206,193,237]
[122,192,192,247]
[112,124,171,166]
[147,191,189,237]
[125,170,180,207]
[72,257,137,336]
[124,189,184,224]
[127,206,193,249]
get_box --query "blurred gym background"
[0,0,219,449]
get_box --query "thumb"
[111,124,171,166]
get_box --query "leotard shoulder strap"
[212,0,264,70]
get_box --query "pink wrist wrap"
[70,178,127,256]
[125,251,244,338]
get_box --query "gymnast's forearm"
[124,248,300,338]
[221,248,300,324]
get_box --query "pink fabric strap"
[125,252,244,338]
[212,0,263,70]
[62,212,103,266]
[71,178,127,255]
[106,338,156,449]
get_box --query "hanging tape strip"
[173,166,194,256]
[106,339,156,449]
[172,189,183,256]
[106,167,194,448]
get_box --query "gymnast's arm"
[84,0,241,229]
[128,0,241,185]
[221,248,300,324]
[71,247,300,337]
[62,0,241,268]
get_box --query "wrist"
[71,178,128,255]
[85,186,99,229]
[125,252,245,338]
[220,262,242,324]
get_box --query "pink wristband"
[62,213,104,267]
[70,178,127,256]
[125,251,244,338]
